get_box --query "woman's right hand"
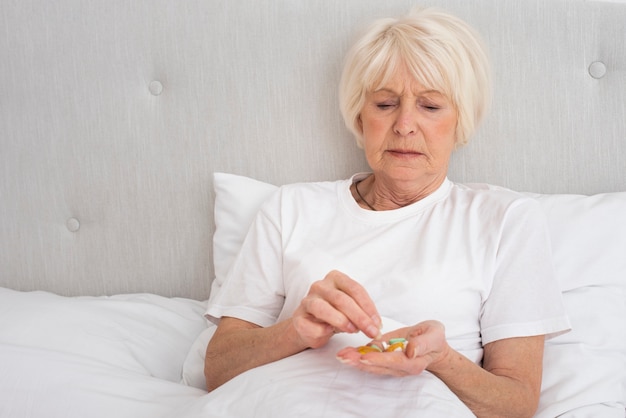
[206,271,381,391]
[291,270,382,349]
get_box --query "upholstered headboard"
[1,0,625,299]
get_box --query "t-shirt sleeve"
[205,190,285,327]
[479,197,570,344]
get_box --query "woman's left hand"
[336,320,450,377]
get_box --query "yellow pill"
[385,341,406,352]
[357,345,382,354]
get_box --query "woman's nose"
[393,105,418,136]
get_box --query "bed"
[0,0,625,417]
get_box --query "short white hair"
[339,7,491,148]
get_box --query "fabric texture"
[0,343,206,418]
[0,288,208,383]
[181,320,476,418]
[211,172,280,297]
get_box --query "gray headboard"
[1,0,625,299]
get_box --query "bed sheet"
[5,341,619,418]
[0,343,205,418]
[0,287,211,418]
[0,288,209,383]
[181,318,476,418]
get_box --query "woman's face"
[359,66,458,188]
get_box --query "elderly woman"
[205,7,569,417]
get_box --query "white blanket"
[181,324,475,418]
[1,285,624,417]
[0,343,204,418]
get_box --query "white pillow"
[0,288,208,383]
[530,192,626,416]
[530,192,626,291]
[208,173,626,412]
[180,173,277,390]
[211,172,278,297]
[179,173,278,390]
[537,287,626,417]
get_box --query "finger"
[302,294,358,334]
[292,315,334,349]
[331,271,381,324]
[322,271,382,338]
[360,352,411,374]
[353,351,416,377]
[405,321,445,360]
[347,348,430,377]
[336,346,361,365]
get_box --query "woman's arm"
[429,335,544,418]
[204,316,306,392]
[205,270,383,392]
[337,321,544,418]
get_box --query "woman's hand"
[335,320,450,376]
[291,270,383,349]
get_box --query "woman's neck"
[353,173,446,211]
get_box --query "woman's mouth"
[387,149,423,157]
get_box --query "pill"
[357,345,382,354]
[385,341,406,352]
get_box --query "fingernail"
[371,314,382,328]
[366,325,380,338]
[411,345,420,359]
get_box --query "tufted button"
[149,80,163,96]
[66,217,80,232]
[588,61,607,79]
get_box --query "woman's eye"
[376,103,395,110]
[422,103,441,112]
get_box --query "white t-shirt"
[207,174,570,363]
